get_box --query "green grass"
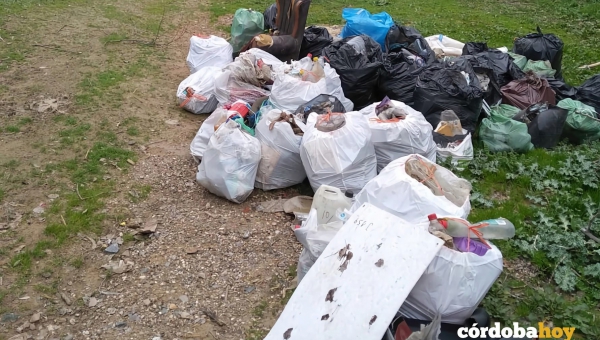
[5,126,20,133]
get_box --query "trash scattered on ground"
[282,196,313,215]
[101,260,134,274]
[254,198,287,213]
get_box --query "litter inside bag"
[230,8,264,53]
[255,109,307,190]
[176,66,224,114]
[512,102,568,149]
[360,99,436,172]
[424,34,465,58]
[196,120,261,203]
[322,35,383,110]
[523,59,556,78]
[404,155,470,207]
[501,71,556,109]
[557,98,600,144]
[300,26,333,58]
[385,24,435,64]
[512,26,564,79]
[294,94,346,123]
[300,111,377,193]
[339,8,394,48]
[186,35,233,74]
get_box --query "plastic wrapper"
[359,99,436,172]
[196,120,261,203]
[479,110,534,152]
[300,111,377,194]
[412,60,484,133]
[300,26,333,58]
[186,35,233,74]
[339,8,393,47]
[255,109,307,190]
[176,66,224,114]
[230,9,264,53]
[424,34,465,58]
[400,242,503,324]
[512,26,564,79]
[557,98,600,144]
[322,35,383,110]
[435,132,473,167]
[501,71,556,109]
[189,107,230,161]
[349,154,471,227]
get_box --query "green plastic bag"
[523,60,556,78]
[479,111,534,152]
[557,98,600,143]
[233,117,255,136]
[507,52,527,70]
[489,104,520,119]
[230,9,264,53]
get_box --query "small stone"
[205,203,210,209]
[159,308,168,315]
[107,308,116,315]
[88,297,97,307]
[41,272,51,279]
[140,267,149,274]
[47,194,59,200]
[244,286,256,294]
[168,303,177,310]
[179,295,188,304]
[30,313,40,323]
[69,318,75,325]
[60,293,72,306]
[179,312,191,319]
[114,321,127,328]
[17,321,30,332]
[128,313,140,322]
[63,334,73,340]
[152,337,161,340]
[127,140,136,145]
[33,206,45,215]
[104,243,119,253]
[185,247,198,254]
[143,299,151,306]
[165,119,179,126]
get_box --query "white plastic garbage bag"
[425,34,465,58]
[190,107,230,161]
[255,109,307,190]
[245,48,284,67]
[294,208,344,282]
[300,111,377,194]
[350,154,471,227]
[269,63,353,113]
[400,242,503,324]
[186,35,233,74]
[196,120,261,203]
[177,66,224,114]
[435,131,474,167]
[359,100,437,172]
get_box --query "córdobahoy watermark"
[457,322,575,339]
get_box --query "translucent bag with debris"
[176,66,224,114]
[294,208,344,282]
[186,35,233,74]
[300,111,377,194]
[359,98,436,172]
[350,154,471,227]
[189,107,231,161]
[196,120,261,203]
[255,109,307,190]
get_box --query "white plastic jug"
[311,185,352,225]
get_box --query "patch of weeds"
[18,117,32,125]
[122,233,136,243]
[100,32,128,45]
[59,123,91,145]
[126,126,140,136]
[129,184,151,202]
[70,256,84,268]
[246,301,269,340]
[0,188,4,202]
[5,126,20,133]
[252,301,268,318]
[34,280,59,295]
[75,70,126,106]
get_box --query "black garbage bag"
[576,74,600,113]
[377,49,427,106]
[299,26,332,58]
[323,35,383,110]
[512,102,568,149]
[413,61,484,133]
[385,24,435,65]
[512,26,564,79]
[294,94,346,122]
[462,42,488,55]
[543,77,577,101]
[263,3,277,30]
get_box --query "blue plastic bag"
[339,8,393,48]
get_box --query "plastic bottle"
[311,185,352,225]
[428,214,515,240]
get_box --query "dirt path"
[0,1,299,339]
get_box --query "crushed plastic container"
[310,185,352,225]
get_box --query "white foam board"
[264,202,444,340]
